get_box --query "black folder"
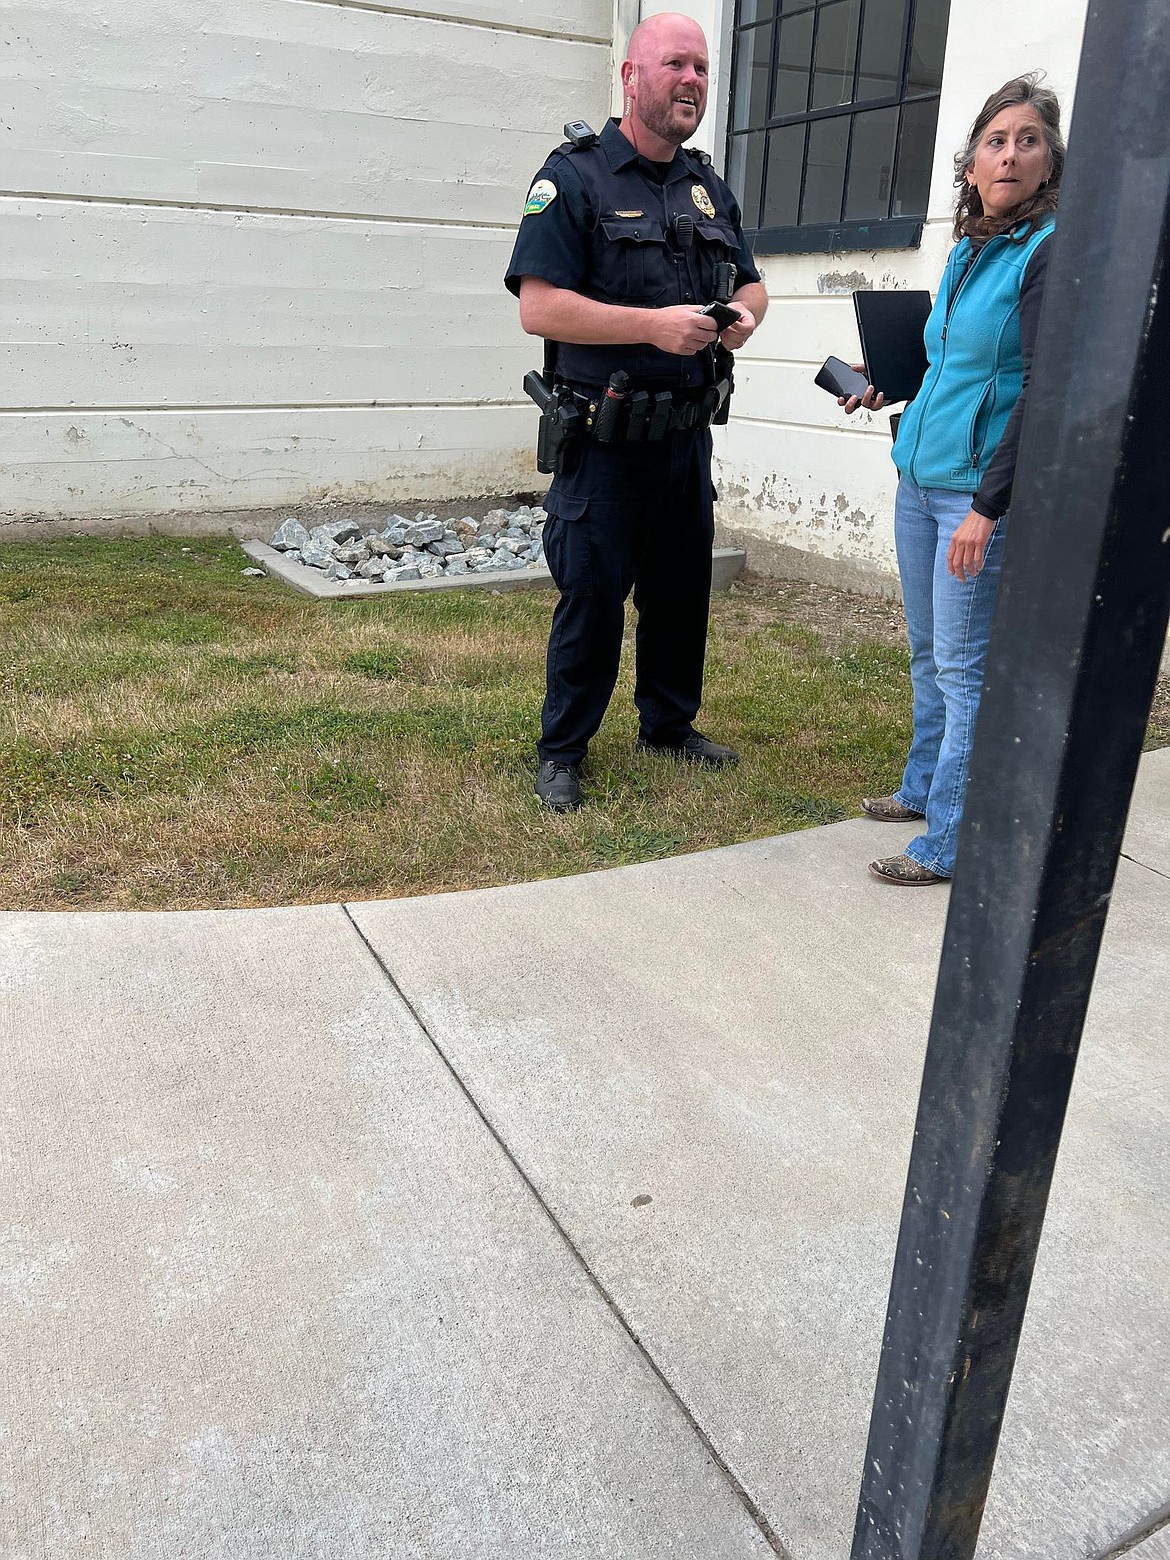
[853,290,933,405]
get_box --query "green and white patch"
[524,178,558,216]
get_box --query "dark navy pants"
[538,428,715,765]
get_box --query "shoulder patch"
[524,178,558,216]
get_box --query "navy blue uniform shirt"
[505,119,761,391]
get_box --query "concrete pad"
[0,907,775,1559]
[241,540,747,598]
[1123,744,1170,876]
[351,782,1170,1560]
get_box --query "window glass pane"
[772,8,815,118]
[732,23,774,128]
[735,1,811,23]
[856,0,907,101]
[728,131,768,228]
[893,96,940,215]
[762,123,806,227]
[733,0,946,241]
[907,0,949,94]
[843,104,899,219]
[800,113,849,223]
[810,0,862,110]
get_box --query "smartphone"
[815,356,872,401]
[701,301,742,331]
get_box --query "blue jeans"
[892,478,1007,877]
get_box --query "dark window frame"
[727,0,948,255]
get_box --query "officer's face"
[630,26,709,146]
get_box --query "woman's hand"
[947,509,997,582]
[839,365,885,414]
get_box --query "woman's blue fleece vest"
[891,218,1055,493]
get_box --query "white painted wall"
[0,0,612,520]
[2,0,1091,560]
[707,0,1092,587]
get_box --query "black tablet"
[853,290,933,405]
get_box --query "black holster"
[711,343,735,426]
[524,369,584,474]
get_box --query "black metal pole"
[851,4,1170,1556]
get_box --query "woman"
[843,73,1065,885]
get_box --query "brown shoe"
[868,853,948,886]
[861,795,925,822]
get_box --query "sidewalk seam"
[1119,849,1170,882]
[1090,1501,1170,1558]
[340,902,794,1560]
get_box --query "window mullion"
[804,2,821,117]
[886,0,919,219]
[794,118,814,226]
[851,0,867,103]
[841,109,857,224]
[769,94,900,128]
[765,7,782,122]
[897,0,917,101]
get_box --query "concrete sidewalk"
[2,751,1167,1560]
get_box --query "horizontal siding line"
[286,0,610,43]
[0,400,530,415]
[0,191,518,231]
[0,404,887,425]
[759,293,932,303]
[761,294,871,301]
[741,357,836,368]
[729,415,891,436]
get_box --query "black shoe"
[636,730,739,768]
[535,760,582,811]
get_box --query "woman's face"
[967,106,1052,217]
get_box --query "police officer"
[505,12,768,812]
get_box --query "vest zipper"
[906,239,996,478]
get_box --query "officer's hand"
[720,307,756,351]
[648,307,720,356]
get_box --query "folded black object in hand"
[815,356,871,400]
[701,300,742,331]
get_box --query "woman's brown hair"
[953,72,1065,242]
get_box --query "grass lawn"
[2,533,919,910]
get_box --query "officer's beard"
[635,93,704,149]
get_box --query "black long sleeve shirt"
[970,236,1052,520]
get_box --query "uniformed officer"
[505,12,768,812]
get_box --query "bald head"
[621,12,709,155]
[626,12,707,68]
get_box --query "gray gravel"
[268,507,546,584]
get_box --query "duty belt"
[567,381,729,442]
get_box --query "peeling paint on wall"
[817,270,872,295]
[716,464,889,570]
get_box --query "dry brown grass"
[1,536,920,910]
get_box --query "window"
[727,0,950,253]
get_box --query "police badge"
[690,184,716,218]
